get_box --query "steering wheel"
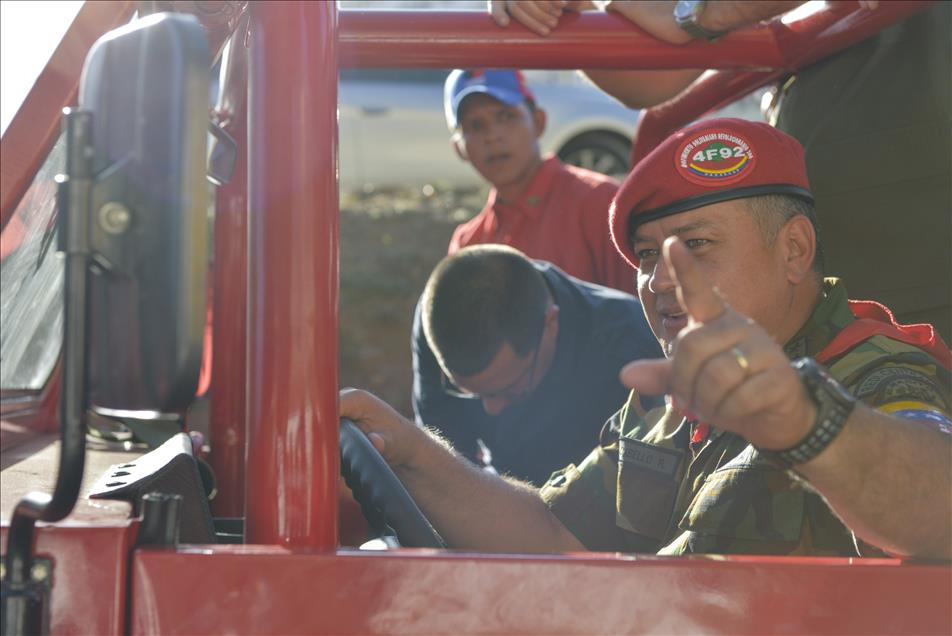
[339,419,445,548]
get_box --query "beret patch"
[675,130,757,187]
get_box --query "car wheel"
[557,132,631,180]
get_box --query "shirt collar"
[533,263,587,388]
[488,156,563,221]
[783,278,855,360]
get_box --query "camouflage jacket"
[540,279,951,556]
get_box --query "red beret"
[610,118,813,269]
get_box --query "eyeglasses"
[441,343,541,402]
[440,320,546,405]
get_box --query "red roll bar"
[245,0,340,548]
[337,9,783,69]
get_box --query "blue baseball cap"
[444,69,536,131]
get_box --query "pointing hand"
[620,237,815,450]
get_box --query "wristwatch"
[758,357,858,468]
[673,0,725,42]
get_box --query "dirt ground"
[339,185,487,417]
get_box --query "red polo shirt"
[448,157,634,294]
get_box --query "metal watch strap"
[760,357,857,468]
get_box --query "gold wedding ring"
[731,346,750,375]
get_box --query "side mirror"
[79,13,210,413]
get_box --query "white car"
[339,69,640,192]
[338,68,764,192]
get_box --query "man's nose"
[485,120,507,143]
[482,396,510,416]
[647,256,676,294]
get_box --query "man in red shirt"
[445,69,633,293]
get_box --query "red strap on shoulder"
[816,300,952,370]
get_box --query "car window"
[340,68,450,84]
[0,133,66,391]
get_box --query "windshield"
[0,134,66,391]
[0,0,87,391]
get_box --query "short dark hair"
[422,245,549,377]
[746,194,825,276]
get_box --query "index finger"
[663,236,726,324]
[488,0,510,26]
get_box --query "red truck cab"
[1,2,948,634]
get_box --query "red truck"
[1,2,948,634]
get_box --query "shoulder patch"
[853,366,949,412]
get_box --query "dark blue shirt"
[411,262,662,486]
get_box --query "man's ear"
[779,215,817,284]
[451,135,468,162]
[533,107,547,139]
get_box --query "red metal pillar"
[209,28,250,518]
[245,1,339,548]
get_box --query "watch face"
[674,0,700,21]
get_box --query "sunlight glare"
[1,0,84,136]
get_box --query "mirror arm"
[1,109,94,636]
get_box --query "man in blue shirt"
[412,245,661,486]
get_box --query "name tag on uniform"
[616,438,685,540]
[619,438,681,478]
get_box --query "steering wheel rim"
[339,418,445,548]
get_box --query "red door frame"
[130,547,952,635]
[208,20,251,518]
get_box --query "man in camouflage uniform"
[543,279,950,556]
[341,118,951,559]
